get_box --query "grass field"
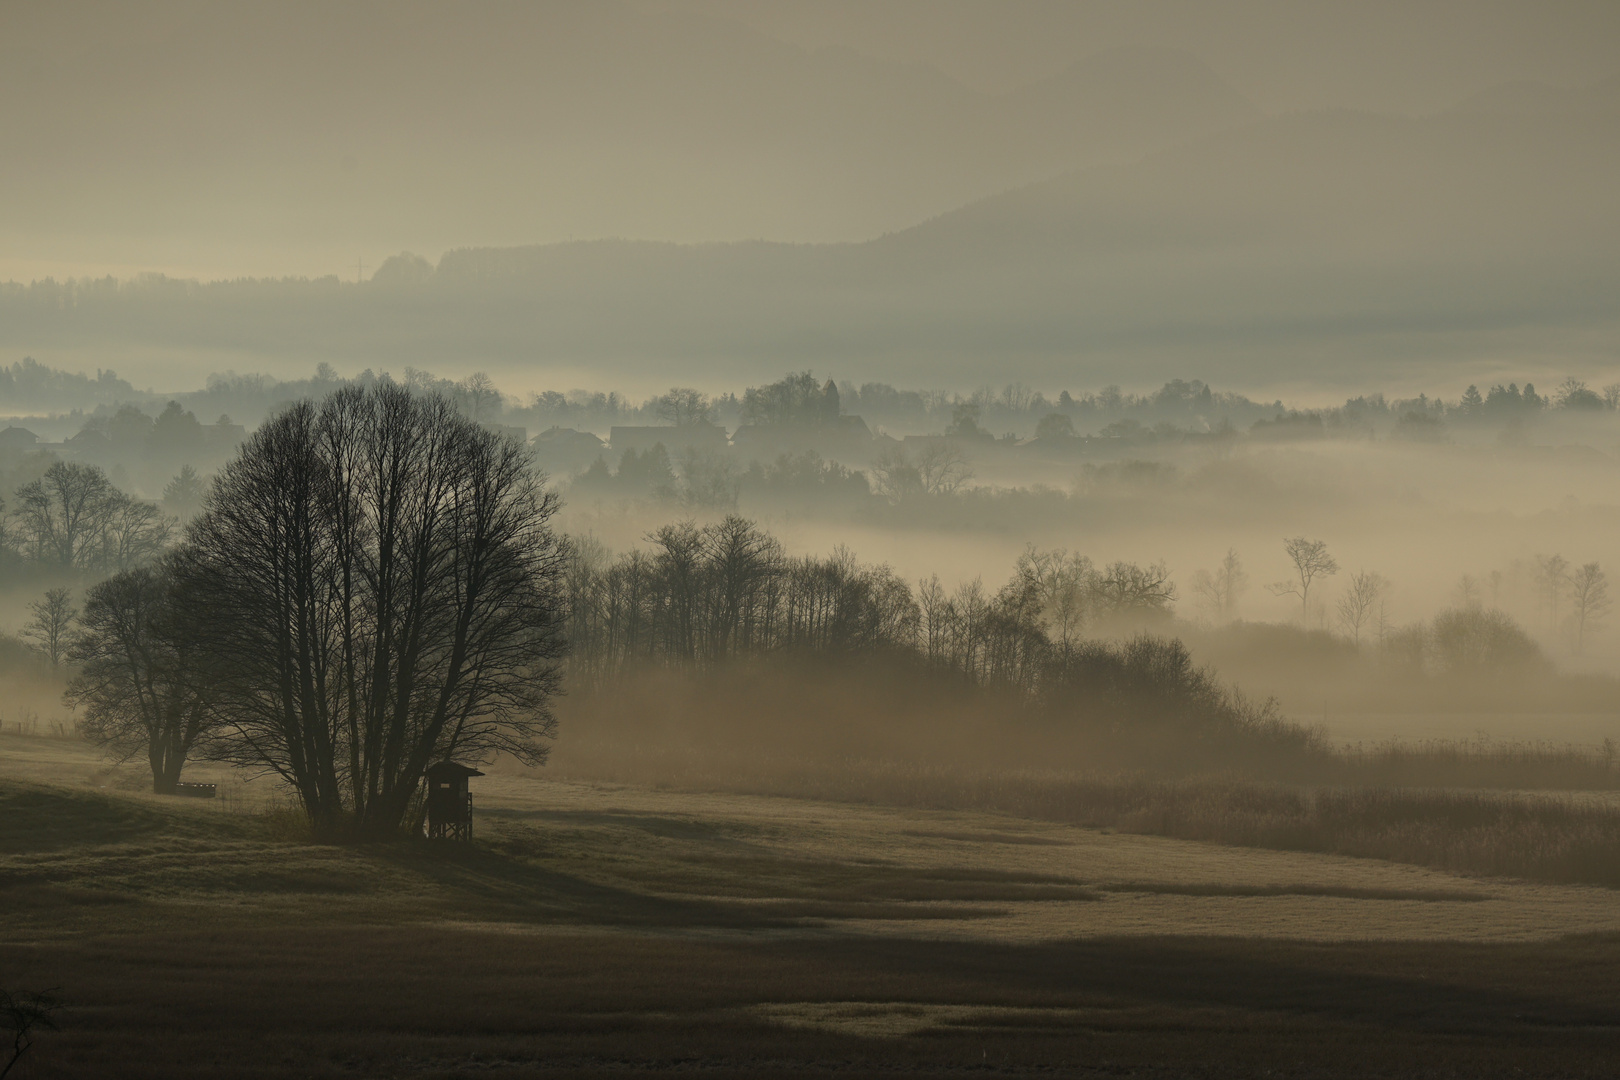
[5,731,1620,1078]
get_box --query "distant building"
[531,426,607,476]
[0,427,39,453]
[64,428,111,451]
[820,378,841,424]
[609,424,728,458]
[899,432,983,452]
[731,415,873,461]
[484,422,528,445]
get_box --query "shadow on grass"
[1096,882,1494,902]
[370,839,818,929]
[0,780,254,855]
[15,924,1620,1079]
[478,804,740,840]
[800,931,1620,1036]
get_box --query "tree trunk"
[151,743,182,794]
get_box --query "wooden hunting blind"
[424,761,484,841]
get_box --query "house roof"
[425,761,485,778]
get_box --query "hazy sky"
[662,0,1620,108]
[1,1,1616,397]
[4,0,1617,280]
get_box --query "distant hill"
[4,106,1617,392]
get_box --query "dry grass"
[551,751,1620,887]
[1336,737,1619,790]
[8,737,1620,1077]
[1122,783,1620,886]
[10,924,1620,1079]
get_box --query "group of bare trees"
[2,462,170,577]
[565,520,1179,696]
[1534,554,1612,652]
[64,385,570,837]
[654,387,714,427]
[1196,535,1610,658]
[561,518,1293,762]
[868,443,975,502]
[565,518,919,682]
[915,551,1176,688]
[1189,549,1248,623]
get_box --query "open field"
[5,732,1620,1077]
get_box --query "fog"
[3,6,1620,1074]
[5,362,1618,726]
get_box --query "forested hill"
[3,106,1617,391]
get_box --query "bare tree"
[1567,562,1611,654]
[22,587,76,666]
[916,574,950,664]
[700,515,783,658]
[647,520,706,661]
[1012,547,1093,649]
[1535,554,1570,635]
[915,443,973,495]
[1268,537,1339,622]
[11,462,119,569]
[101,495,173,571]
[1190,548,1247,623]
[861,443,973,501]
[1453,573,1482,610]
[1091,561,1177,620]
[655,387,713,427]
[869,446,922,502]
[10,462,168,573]
[949,578,990,680]
[67,565,213,794]
[867,444,973,501]
[1,987,62,1080]
[455,371,504,422]
[1334,570,1387,647]
[176,385,568,838]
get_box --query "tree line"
[563,517,1298,763]
[564,518,1203,699]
